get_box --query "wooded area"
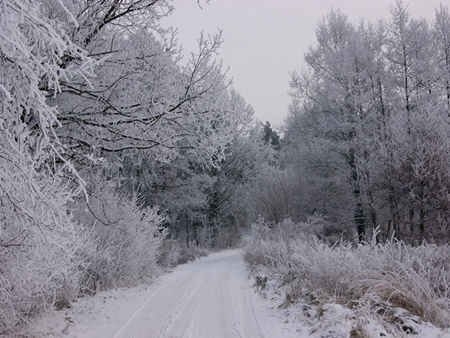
[277,2,450,244]
[0,0,271,332]
[1,0,450,334]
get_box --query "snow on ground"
[31,249,305,337]
[30,248,450,337]
[253,276,450,338]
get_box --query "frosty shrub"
[244,219,450,328]
[0,156,92,334]
[73,179,168,291]
[0,0,95,334]
[157,238,182,269]
[157,230,209,268]
[176,243,208,265]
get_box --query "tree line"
[267,1,450,244]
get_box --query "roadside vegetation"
[244,217,450,336]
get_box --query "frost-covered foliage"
[123,91,267,251]
[157,238,183,268]
[72,179,167,291]
[244,218,450,332]
[0,0,270,333]
[56,29,236,166]
[0,161,93,334]
[0,0,95,334]
[48,0,256,251]
[285,3,450,243]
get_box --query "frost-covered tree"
[41,0,235,168]
[285,2,450,243]
[205,91,267,247]
[434,4,450,110]
[39,0,247,256]
[0,0,96,333]
[376,1,450,241]
[56,29,236,166]
[126,91,267,250]
[289,9,383,240]
[49,1,244,251]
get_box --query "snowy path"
[111,249,297,338]
[32,249,302,337]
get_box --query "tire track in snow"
[159,268,205,336]
[112,261,209,338]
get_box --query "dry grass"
[244,219,450,328]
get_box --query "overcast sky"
[162,0,445,127]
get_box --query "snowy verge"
[243,218,450,338]
[252,278,450,338]
[29,284,158,338]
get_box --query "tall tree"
[47,1,250,250]
[434,4,450,111]
[290,9,383,240]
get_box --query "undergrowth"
[244,217,450,330]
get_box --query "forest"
[1,0,450,335]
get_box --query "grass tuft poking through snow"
[244,217,450,337]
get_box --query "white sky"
[162,0,445,126]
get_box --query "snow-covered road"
[112,249,296,338]
[33,249,301,337]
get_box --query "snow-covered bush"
[244,219,450,329]
[0,160,92,335]
[157,238,182,269]
[0,1,94,334]
[177,243,208,265]
[72,179,168,291]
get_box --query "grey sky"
[162,0,445,126]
